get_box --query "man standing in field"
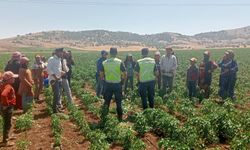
[96,50,108,98]
[47,48,65,113]
[160,47,177,96]
[135,48,158,109]
[198,51,218,99]
[100,47,126,121]
[154,51,161,90]
[218,50,238,100]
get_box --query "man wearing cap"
[4,51,22,110]
[47,48,65,113]
[160,47,177,95]
[186,58,199,100]
[96,50,108,98]
[198,51,218,99]
[100,47,126,121]
[227,50,238,100]
[0,71,18,146]
[135,48,158,109]
[154,51,161,90]
[218,50,238,100]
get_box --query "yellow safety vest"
[137,57,156,83]
[103,58,122,83]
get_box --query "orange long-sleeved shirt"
[1,84,16,106]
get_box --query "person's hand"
[61,71,66,76]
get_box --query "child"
[18,57,34,112]
[0,71,18,146]
[186,58,199,100]
[32,55,45,101]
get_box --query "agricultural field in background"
[0,48,250,149]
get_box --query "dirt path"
[60,109,90,150]
[0,94,91,150]
[1,97,53,150]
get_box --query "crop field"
[0,48,250,150]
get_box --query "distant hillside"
[1,26,250,51]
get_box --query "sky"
[0,0,250,39]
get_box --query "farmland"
[0,48,250,149]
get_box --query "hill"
[1,26,250,51]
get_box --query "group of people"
[0,46,238,145]
[96,47,238,120]
[0,48,75,146]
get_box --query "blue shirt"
[96,57,107,76]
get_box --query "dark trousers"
[1,106,13,142]
[219,75,236,100]
[156,75,161,90]
[228,77,236,99]
[102,83,123,118]
[96,77,105,97]
[187,81,197,99]
[124,76,134,93]
[162,75,174,94]
[67,69,72,88]
[139,81,155,109]
[50,80,62,113]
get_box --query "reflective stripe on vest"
[138,57,155,83]
[103,58,122,83]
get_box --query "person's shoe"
[8,135,17,140]
[0,141,14,147]
[118,115,123,122]
[57,108,64,113]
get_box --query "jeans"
[162,75,174,94]
[96,77,105,97]
[50,80,62,113]
[219,75,236,100]
[187,81,197,99]
[228,77,236,99]
[156,75,161,90]
[139,81,155,109]
[124,76,134,93]
[1,106,13,142]
[62,78,73,103]
[102,83,123,118]
[44,78,49,88]
[22,93,33,112]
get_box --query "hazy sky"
[0,0,250,39]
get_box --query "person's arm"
[211,61,218,71]
[1,86,12,106]
[231,61,238,72]
[120,62,127,82]
[154,64,159,77]
[99,63,105,80]
[71,58,75,66]
[171,56,177,72]
[160,56,165,73]
[134,62,140,82]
